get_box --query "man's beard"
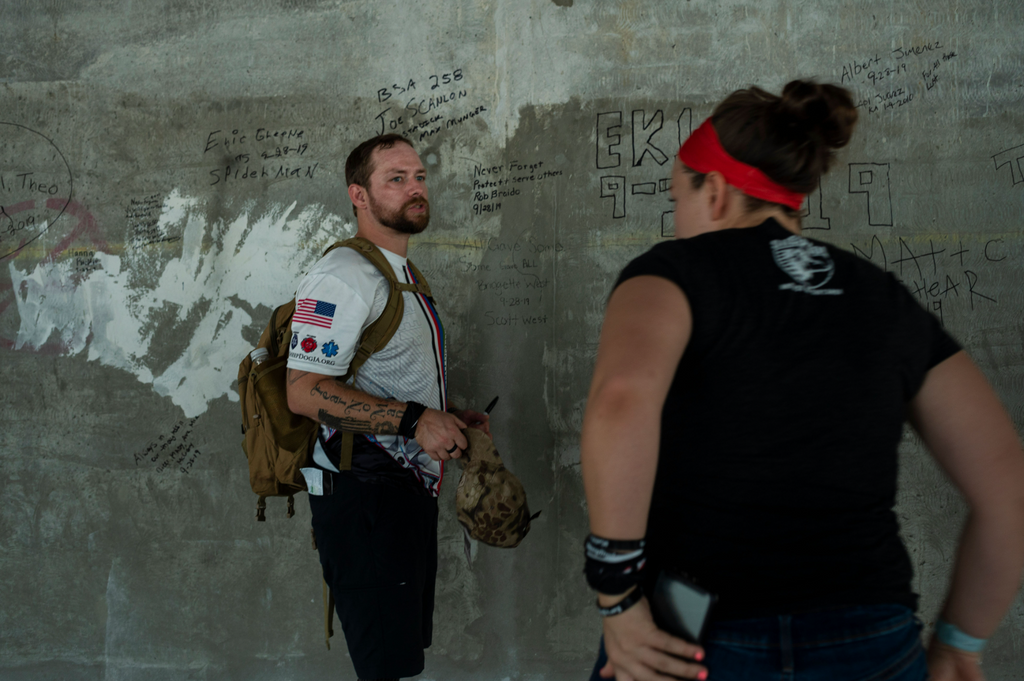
[367,193,430,235]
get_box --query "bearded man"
[286,134,490,681]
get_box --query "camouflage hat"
[456,428,539,549]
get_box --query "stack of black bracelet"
[398,401,427,438]
[584,534,647,616]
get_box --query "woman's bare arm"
[581,276,692,538]
[909,351,1024,678]
[581,276,706,681]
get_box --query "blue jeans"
[589,604,927,681]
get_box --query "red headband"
[677,118,806,210]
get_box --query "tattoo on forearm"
[343,400,372,414]
[287,368,310,386]
[311,383,345,404]
[308,381,405,434]
[370,407,404,419]
[318,409,399,435]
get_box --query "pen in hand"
[472,396,498,437]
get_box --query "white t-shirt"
[286,244,447,496]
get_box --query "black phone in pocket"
[649,571,717,643]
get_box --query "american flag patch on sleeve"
[293,299,337,329]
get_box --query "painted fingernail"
[697,671,708,681]
[694,650,704,661]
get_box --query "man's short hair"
[345,134,415,215]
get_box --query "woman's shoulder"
[631,231,729,264]
[621,239,705,282]
[801,234,903,288]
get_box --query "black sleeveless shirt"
[616,219,960,620]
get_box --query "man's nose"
[408,178,427,197]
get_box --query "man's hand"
[600,596,707,681]
[450,408,491,437]
[927,641,985,681]
[414,408,468,461]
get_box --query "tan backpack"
[237,236,433,521]
[456,428,540,555]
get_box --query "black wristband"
[398,401,427,438]
[584,533,648,595]
[597,587,643,617]
[585,534,646,559]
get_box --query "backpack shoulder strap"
[325,237,431,293]
[267,299,297,358]
[405,257,433,299]
[334,237,405,381]
[323,236,425,470]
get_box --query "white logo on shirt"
[770,235,844,296]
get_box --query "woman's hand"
[600,596,707,681]
[927,642,984,681]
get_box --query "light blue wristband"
[935,617,986,653]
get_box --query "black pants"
[309,473,439,680]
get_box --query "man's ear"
[348,184,367,213]
[705,172,730,221]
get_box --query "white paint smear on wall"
[9,190,350,417]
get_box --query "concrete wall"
[1,1,1022,679]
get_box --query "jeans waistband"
[706,604,917,649]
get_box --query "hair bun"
[710,79,859,196]
[780,79,857,149]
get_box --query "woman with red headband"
[580,80,1024,681]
